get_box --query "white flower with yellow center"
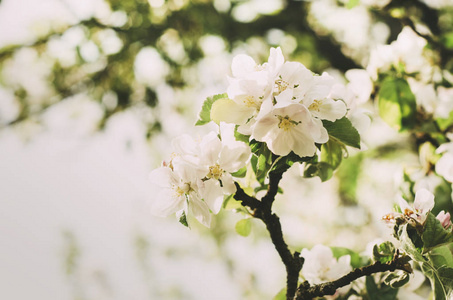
[198,130,251,214]
[149,159,211,227]
[252,103,328,157]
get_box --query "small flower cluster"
[211,47,347,157]
[383,188,451,229]
[149,125,251,227]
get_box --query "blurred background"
[1,0,452,299]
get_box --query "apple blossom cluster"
[149,126,251,227]
[210,47,347,157]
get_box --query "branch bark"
[294,253,412,300]
[233,171,304,300]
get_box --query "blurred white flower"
[367,27,428,79]
[300,244,352,285]
[436,139,453,182]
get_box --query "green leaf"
[383,270,410,288]
[336,153,363,205]
[398,224,426,263]
[322,117,361,149]
[273,288,286,300]
[195,93,228,126]
[179,211,189,228]
[235,219,252,237]
[304,162,334,182]
[373,241,396,264]
[377,77,416,131]
[330,247,363,268]
[234,125,250,143]
[250,142,273,185]
[430,246,453,269]
[421,261,453,300]
[422,213,453,251]
[365,276,398,300]
[346,0,360,9]
[321,139,343,170]
[231,166,247,178]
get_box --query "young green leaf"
[321,139,343,170]
[235,219,252,237]
[422,213,453,251]
[195,93,228,126]
[179,211,189,228]
[304,162,334,182]
[378,77,416,131]
[383,271,410,288]
[322,117,361,149]
[234,125,250,143]
[373,241,396,264]
[231,165,247,178]
[365,276,398,300]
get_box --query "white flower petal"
[210,98,255,125]
[189,195,212,228]
[414,188,435,215]
[202,179,224,215]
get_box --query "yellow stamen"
[207,163,224,180]
[308,100,322,112]
[278,115,298,131]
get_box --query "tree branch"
[233,171,304,300]
[294,252,412,300]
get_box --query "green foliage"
[383,271,410,288]
[422,213,453,251]
[195,93,228,125]
[321,139,343,170]
[347,0,360,9]
[373,241,396,264]
[365,276,398,300]
[231,166,247,178]
[303,162,334,182]
[331,247,363,268]
[322,117,361,149]
[378,77,417,131]
[273,288,286,300]
[235,219,252,237]
[179,211,189,228]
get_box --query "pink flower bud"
[436,211,452,229]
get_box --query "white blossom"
[149,160,211,227]
[252,103,328,157]
[300,244,352,285]
[383,188,435,226]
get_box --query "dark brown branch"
[233,171,304,300]
[294,253,412,300]
[233,182,261,211]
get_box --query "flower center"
[275,77,289,95]
[403,208,414,217]
[174,183,191,198]
[243,95,258,108]
[207,163,224,180]
[308,100,322,112]
[277,115,299,131]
